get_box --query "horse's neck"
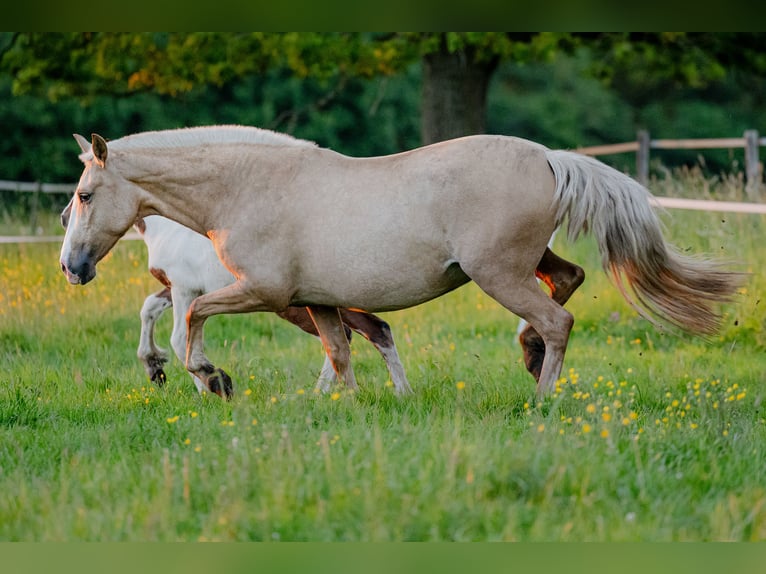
[118,148,232,236]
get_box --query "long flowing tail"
[545,149,744,336]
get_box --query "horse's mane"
[108,125,318,151]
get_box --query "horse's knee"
[369,319,393,347]
[342,310,393,348]
[140,288,172,321]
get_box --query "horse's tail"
[545,149,744,336]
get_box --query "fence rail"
[575,129,764,199]
[0,179,73,194]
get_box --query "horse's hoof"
[146,356,168,387]
[150,369,167,387]
[206,368,234,400]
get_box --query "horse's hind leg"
[306,305,358,391]
[338,309,412,395]
[469,269,574,397]
[520,248,585,382]
[517,230,557,337]
[137,287,173,386]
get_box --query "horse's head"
[60,133,142,285]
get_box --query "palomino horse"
[60,202,412,394]
[60,126,743,399]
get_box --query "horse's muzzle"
[60,254,96,285]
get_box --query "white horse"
[60,126,742,399]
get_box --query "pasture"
[0,189,765,541]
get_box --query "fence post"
[636,130,650,186]
[30,181,41,233]
[744,129,761,200]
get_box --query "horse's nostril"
[60,262,67,274]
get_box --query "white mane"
[107,125,318,151]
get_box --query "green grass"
[1,200,765,541]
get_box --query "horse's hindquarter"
[261,136,558,312]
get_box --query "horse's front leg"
[185,281,271,399]
[274,307,353,393]
[306,305,358,391]
[169,287,208,394]
[136,287,173,386]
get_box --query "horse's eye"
[78,192,92,204]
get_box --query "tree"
[416,33,562,143]
[0,32,560,144]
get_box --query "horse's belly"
[291,261,470,312]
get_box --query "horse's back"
[295,134,558,254]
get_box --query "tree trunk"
[420,39,500,145]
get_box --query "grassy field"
[1,189,765,541]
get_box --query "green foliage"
[488,49,636,151]
[0,33,418,99]
[585,33,729,94]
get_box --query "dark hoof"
[205,368,234,400]
[146,356,168,387]
[519,325,545,382]
[150,369,167,387]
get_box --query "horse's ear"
[91,133,108,168]
[73,133,91,153]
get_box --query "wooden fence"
[0,180,73,194]
[576,129,765,199]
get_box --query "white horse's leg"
[315,354,338,393]
[136,287,172,385]
[338,309,412,395]
[186,281,275,399]
[169,288,207,394]
[306,305,358,391]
